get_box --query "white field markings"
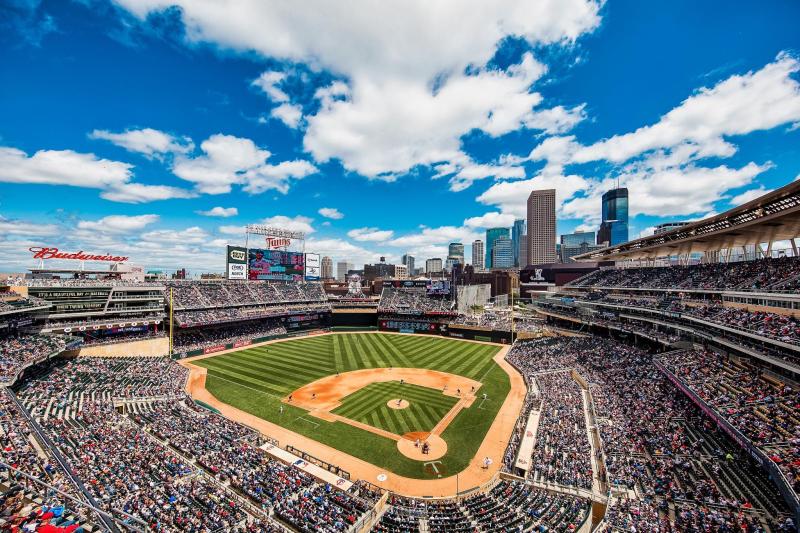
[294,416,321,428]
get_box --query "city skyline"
[1,1,799,274]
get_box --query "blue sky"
[1,0,800,273]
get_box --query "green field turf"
[331,381,457,435]
[194,333,510,478]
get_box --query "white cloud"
[318,207,344,220]
[0,145,194,203]
[436,156,526,192]
[89,128,193,157]
[559,162,771,220]
[271,103,303,128]
[100,182,196,203]
[524,104,587,134]
[573,53,800,164]
[463,212,518,229]
[304,53,550,181]
[116,0,601,183]
[252,71,290,103]
[242,159,317,194]
[141,226,210,244]
[730,186,773,206]
[0,216,60,237]
[477,172,589,219]
[172,134,316,194]
[0,146,133,188]
[261,215,314,234]
[347,227,394,242]
[516,54,800,224]
[219,214,315,237]
[197,206,239,217]
[77,214,160,234]
[306,237,383,266]
[388,226,481,253]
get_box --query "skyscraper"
[401,253,415,274]
[597,187,629,246]
[527,189,557,264]
[560,230,600,262]
[336,261,353,282]
[448,242,465,264]
[485,227,510,269]
[491,236,514,268]
[321,256,333,279]
[425,257,443,273]
[511,219,525,267]
[472,240,485,270]
[519,235,528,267]
[561,230,596,247]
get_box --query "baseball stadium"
[0,183,799,532]
[3,3,800,530]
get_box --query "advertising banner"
[226,245,247,280]
[305,253,321,280]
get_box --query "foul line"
[204,371,284,401]
[294,416,320,428]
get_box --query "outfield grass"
[195,333,509,478]
[332,381,457,435]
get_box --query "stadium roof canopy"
[574,179,800,262]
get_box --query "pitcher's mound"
[387,399,409,409]
[397,432,447,461]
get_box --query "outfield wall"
[376,317,513,344]
[332,309,378,328]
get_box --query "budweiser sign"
[266,237,291,248]
[29,247,129,262]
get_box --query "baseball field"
[189,332,513,479]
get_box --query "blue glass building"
[485,227,510,269]
[598,188,629,246]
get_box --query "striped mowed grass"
[331,381,456,435]
[194,332,498,398]
[195,333,509,477]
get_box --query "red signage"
[30,247,129,263]
[266,237,291,248]
[203,345,227,354]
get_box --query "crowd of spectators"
[532,372,594,489]
[569,256,800,292]
[166,281,328,310]
[132,398,373,532]
[506,337,796,532]
[174,319,288,353]
[0,334,68,382]
[9,277,164,288]
[376,480,589,533]
[659,349,800,499]
[0,489,93,533]
[41,313,165,331]
[174,303,328,327]
[378,288,454,314]
[686,305,800,346]
[0,388,96,531]
[0,294,49,313]
[11,356,377,532]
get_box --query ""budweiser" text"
[29,247,129,262]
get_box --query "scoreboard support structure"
[245,225,306,256]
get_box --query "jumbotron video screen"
[247,248,305,281]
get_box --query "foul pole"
[169,287,174,356]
